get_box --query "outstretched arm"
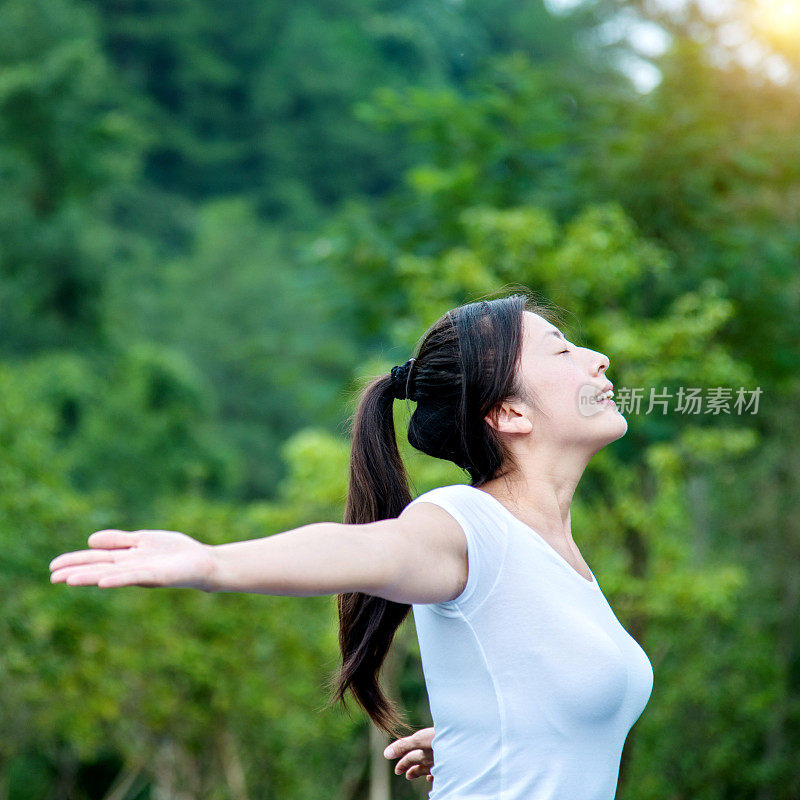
[49,502,467,604]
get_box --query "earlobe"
[516,417,533,434]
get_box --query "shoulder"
[402,484,476,525]
[402,484,510,612]
[405,483,479,509]
[400,483,508,548]
[397,487,469,543]
[392,486,477,562]
[405,484,503,527]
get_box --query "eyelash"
[559,348,570,355]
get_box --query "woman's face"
[512,311,628,448]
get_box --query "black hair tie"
[389,357,416,401]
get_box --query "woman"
[49,293,654,799]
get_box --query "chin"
[611,416,628,440]
[595,408,628,446]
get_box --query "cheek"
[537,366,587,418]
[542,361,581,390]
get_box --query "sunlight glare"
[752,0,800,45]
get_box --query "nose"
[592,350,609,376]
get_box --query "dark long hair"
[325,290,561,737]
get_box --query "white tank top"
[408,483,654,800]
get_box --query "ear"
[484,400,533,435]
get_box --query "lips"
[594,384,614,402]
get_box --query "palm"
[49,529,215,591]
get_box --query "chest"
[477,538,653,728]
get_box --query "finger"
[50,550,118,571]
[87,530,140,549]
[384,738,410,759]
[97,570,160,588]
[416,726,435,745]
[51,563,117,584]
[54,567,115,586]
[65,571,108,586]
[395,749,430,772]
[52,562,157,588]
[405,765,431,780]
[384,728,431,759]
[56,560,127,581]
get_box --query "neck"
[479,442,592,543]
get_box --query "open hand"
[384,726,435,783]
[49,529,216,591]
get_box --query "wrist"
[200,544,221,593]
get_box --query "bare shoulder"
[365,499,468,604]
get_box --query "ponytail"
[324,292,558,737]
[325,369,415,738]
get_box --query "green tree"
[0,0,141,356]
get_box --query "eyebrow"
[543,330,566,343]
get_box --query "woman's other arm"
[49,501,467,605]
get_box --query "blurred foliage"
[1,0,798,797]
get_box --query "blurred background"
[1,0,798,797]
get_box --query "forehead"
[522,311,563,345]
